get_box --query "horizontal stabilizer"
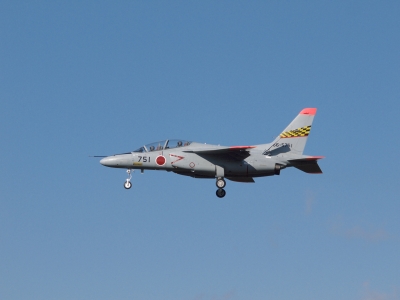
[293,162,322,174]
[288,156,324,174]
[226,177,255,183]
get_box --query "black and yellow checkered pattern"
[280,125,311,138]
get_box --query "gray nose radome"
[100,156,121,167]
[100,157,113,167]
[100,155,131,168]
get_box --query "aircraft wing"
[183,146,255,160]
[226,177,255,183]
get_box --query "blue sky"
[1,1,399,299]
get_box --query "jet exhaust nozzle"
[274,164,286,175]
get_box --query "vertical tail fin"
[267,108,317,155]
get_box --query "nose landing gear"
[124,169,132,189]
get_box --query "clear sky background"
[1,1,399,299]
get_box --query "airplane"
[98,108,323,198]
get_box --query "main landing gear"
[216,178,226,188]
[216,188,226,198]
[215,177,226,198]
[124,169,132,189]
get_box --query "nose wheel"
[216,188,226,198]
[124,169,132,189]
[124,181,132,189]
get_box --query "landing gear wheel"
[124,181,132,189]
[216,188,226,198]
[124,169,132,189]
[216,178,226,188]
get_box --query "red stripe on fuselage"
[229,146,256,149]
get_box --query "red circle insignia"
[156,155,166,166]
[189,162,195,168]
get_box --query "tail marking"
[280,125,311,138]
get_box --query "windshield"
[132,146,146,153]
[144,140,167,152]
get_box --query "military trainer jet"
[99,108,323,198]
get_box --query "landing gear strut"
[124,169,132,189]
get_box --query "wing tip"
[307,156,325,160]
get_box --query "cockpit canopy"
[133,139,192,153]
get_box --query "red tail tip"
[300,108,317,115]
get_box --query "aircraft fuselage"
[100,142,282,179]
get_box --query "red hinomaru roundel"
[155,155,166,166]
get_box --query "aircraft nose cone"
[100,156,116,167]
[100,154,131,168]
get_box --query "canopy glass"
[133,139,192,152]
